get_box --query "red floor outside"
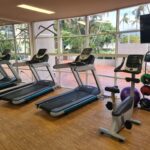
[3,64,145,98]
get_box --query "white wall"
[33,21,56,54]
[118,43,148,55]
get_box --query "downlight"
[17,4,55,14]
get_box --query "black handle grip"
[125,77,140,83]
[114,57,125,72]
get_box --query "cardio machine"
[0,49,56,104]
[0,49,21,90]
[100,54,143,142]
[36,48,102,117]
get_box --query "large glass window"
[117,4,150,86]
[89,11,116,54]
[119,4,150,31]
[0,25,14,39]
[89,11,116,34]
[0,25,14,53]
[89,34,116,54]
[0,23,32,83]
[61,36,86,54]
[60,17,86,35]
[33,3,150,89]
[0,24,30,60]
[60,17,86,54]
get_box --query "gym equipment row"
[0,48,56,104]
[0,48,144,143]
[0,48,102,109]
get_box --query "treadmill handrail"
[74,64,95,72]
[53,63,70,69]
[13,62,27,67]
[30,62,50,68]
[0,60,21,83]
[0,60,11,65]
[13,62,50,68]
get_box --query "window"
[119,4,150,31]
[32,3,150,89]
[60,17,86,54]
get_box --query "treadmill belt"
[0,77,16,83]
[0,83,16,90]
[38,90,93,111]
[1,83,48,99]
[0,78,11,82]
[0,78,17,90]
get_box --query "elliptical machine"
[100,55,143,142]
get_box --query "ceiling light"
[17,4,55,14]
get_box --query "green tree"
[61,16,115,54]
[15,24,30,55]
[120,34,140,43]
[132,4,150,28]
[89,22,116,54]
[60,18,85,53]
[120,13,130,29]
[0,32,14,53]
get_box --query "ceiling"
[0,0,150,25]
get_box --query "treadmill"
[0,49,56,104]
[0,49,21,90]
[36,48,102,117]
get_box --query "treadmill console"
[0,49,11,61]
[30,49,49,63]
[74,48,95,65]
[124,55,143,74]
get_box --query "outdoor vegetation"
[0,3,150,57]
[60,3,150,54]
[0,24,30,60]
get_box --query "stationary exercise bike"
[100,55,143,142]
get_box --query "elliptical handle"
[114,57,125,72]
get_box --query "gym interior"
[0,0,150,150]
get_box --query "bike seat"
[105,86,120,94]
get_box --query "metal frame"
[0,60,21,82]
[0,65,9,78]
[27,62,55,83]
[54,62,102,93]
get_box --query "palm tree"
[120,13,130,29]
[132,4,150,28]
[146,4,150,13]
[119,12,130,43]
[132,5,145,29]
[60,17,86,53]
[131,4,150,29]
